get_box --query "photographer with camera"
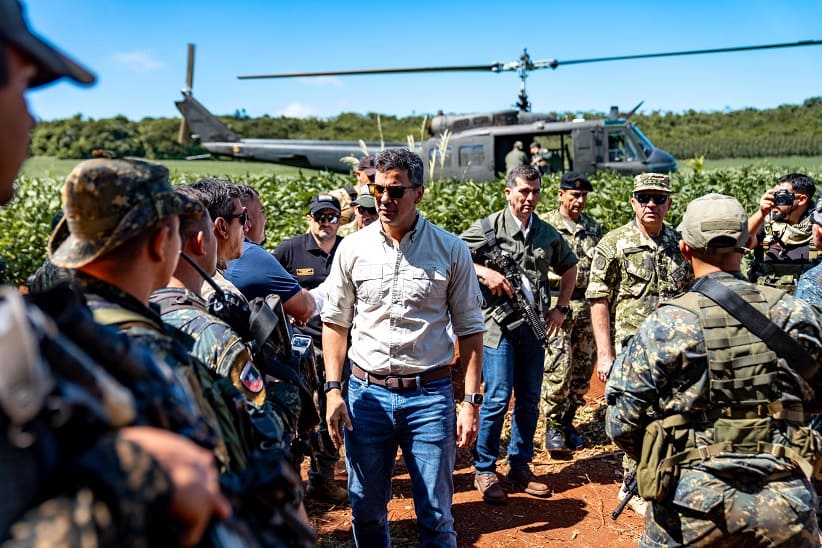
[748,173,818,292]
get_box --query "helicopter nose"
[645,148,678,173]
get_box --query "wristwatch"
[323,381,342,394]
[555,305,571,316]
[464,393,484,406]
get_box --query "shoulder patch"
[240,362,264,393]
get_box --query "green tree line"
[29,97,821,161]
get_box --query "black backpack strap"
[692,276,818,380]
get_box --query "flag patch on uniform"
[240,362,264,393]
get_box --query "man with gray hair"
[322,148,485,546]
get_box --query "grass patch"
[21,156,324,180]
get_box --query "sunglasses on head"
[368,183,416,201]
[312,213,340,224]
[634,193,669,205]
[224,210,248,225]
[357,206,378,215]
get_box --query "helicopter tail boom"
[175,90,240,144]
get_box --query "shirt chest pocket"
[622,248,654,297]
[352,265,385,305]
[402,264,447,303]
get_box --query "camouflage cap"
[352,192,376,209]
[633,172,672,193]
[678,193,749,254]
[559,171,593,192]
[0,0,95,88]
[49,158,202,268]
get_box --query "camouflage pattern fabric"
[76,274,228,466]
[796,262,822,312]
[152,287,297,446]
[152,287,265,407]
[26,259,74,294]
[48,158,201,270]
[6,436,173,547]
[749,214,819,293]
[585,220,693,348]
[606,272,822,545]
[539,209,603,420]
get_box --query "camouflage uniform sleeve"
[585,234,618,301]
[605,307,702,460]
[6,434,173,547]
[548,226,578,275]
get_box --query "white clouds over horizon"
[111,51,165,72]
[278,101,318,118]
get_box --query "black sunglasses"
[223,210,248,225]
[634,193,669,205]
[312,213,340,224]
[357,206,378,215]
[368,183,417,201]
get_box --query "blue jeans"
[475,325,545,473]
[344,375,457,548]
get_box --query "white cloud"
[111,51,165,72]
[278,102,318,118]
[298,76,343,88]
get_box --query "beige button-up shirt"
[321,214,485,375]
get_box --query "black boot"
[560,404,584,450]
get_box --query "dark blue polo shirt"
[225,239,301,302]
[274,233,343,344]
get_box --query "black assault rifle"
[479,217,548,347]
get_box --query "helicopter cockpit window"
[631,126,654,158]
[608,131,638,162]
[458,145,484,166]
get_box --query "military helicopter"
[176,40,821,182]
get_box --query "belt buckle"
[385,376,401,390]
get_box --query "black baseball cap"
[559,171,593,192]
[0,0,95,88]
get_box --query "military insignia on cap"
[575,180,581,189]
[240,362,264,393]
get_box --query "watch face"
[466,394,483,405]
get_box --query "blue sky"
[21,0,822,122]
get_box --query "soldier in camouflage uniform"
[49,158,313,543]
[151,185,297,443]
[540,172,603,452]
[587,172,693,515]
[607,194,822,546]
[747,173,818,292]
[0,3,230,545]
[796,199,822,311]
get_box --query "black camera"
[773,189,795,206]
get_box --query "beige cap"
[633,173,671,193]
[678,193,749,254]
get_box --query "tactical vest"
[90,305,257,472]
[635,284,822,501]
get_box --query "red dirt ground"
[303,377,645,547]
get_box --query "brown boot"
[305,477,349,505]
[474,472,507,505]
[507,468,550,498]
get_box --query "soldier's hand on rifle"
[120,427,232,547]
[477,265,513,298]
[325,391,352,449]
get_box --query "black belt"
[351,363,450,390]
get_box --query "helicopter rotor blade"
[238,63,503,79]
[178,43,195,145]
[550,40,822,68]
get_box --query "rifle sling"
[691,276,818,380]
